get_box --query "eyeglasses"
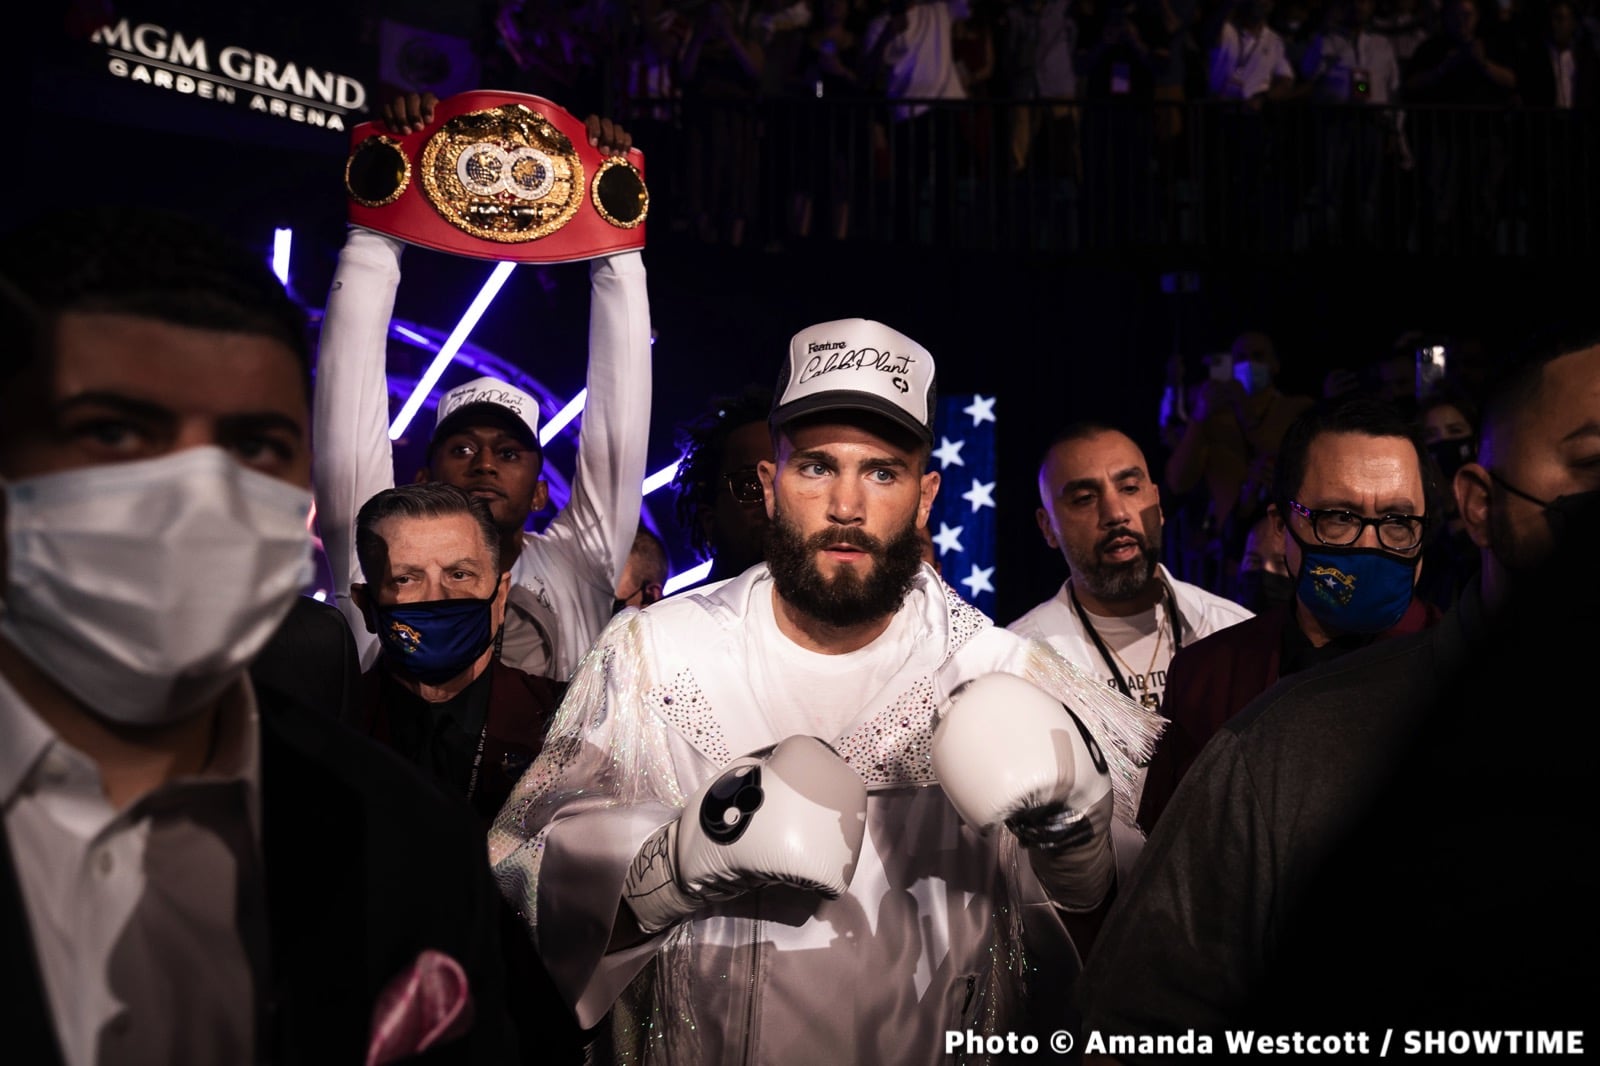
[723,468,764,505]
[1289,501,1426,552]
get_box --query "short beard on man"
[1069,527,1161,603]
[765,510,926,628]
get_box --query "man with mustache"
[1010,424,1251,824]
[490,320,1161,1062]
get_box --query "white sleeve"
[312,228,405,671]
[490,614,691,1026]
[520,250,652,679]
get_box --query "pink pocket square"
[366,949,475,1065]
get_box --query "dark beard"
[764,512,926,628]
[1070,527,1161,603]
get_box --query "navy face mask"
[371,596,497,684]
[1288,530,1420,634]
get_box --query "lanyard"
[1069,578,1182,704]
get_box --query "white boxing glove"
[932,673,1116,911]
[622,735,869,934]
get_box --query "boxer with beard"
[488,321,1161,1063]
[763,502,926,628]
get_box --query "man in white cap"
[489,318,1162,1062]
[314,99,651,681]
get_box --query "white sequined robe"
[489,565,1162,1065]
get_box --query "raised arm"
[313,227,405,670]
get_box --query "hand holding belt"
[344,90,647,263]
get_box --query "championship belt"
[344,91,647,263]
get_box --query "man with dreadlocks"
[668,386,774,589]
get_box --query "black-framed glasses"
[1288,500,1426,552]
[723,468,764,505]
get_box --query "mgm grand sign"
[89,19,368,131]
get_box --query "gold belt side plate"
[418,103,585,243]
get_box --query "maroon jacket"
[360,658,563,825]
[1137,598,1439,833]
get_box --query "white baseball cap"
[769,318,936,444]
[432,376,542,450]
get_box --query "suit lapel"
[258,703,370,1064]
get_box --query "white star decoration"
[932,522,965,556]
[963,394,996,426]
[931,436,966,470]
[961,480,996,512]
[960,564,995,597]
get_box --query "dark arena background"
[25,0,1597,624]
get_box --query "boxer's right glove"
[932,673,1116,912]
[622,735,868,934]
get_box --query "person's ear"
[1455,463,1493,550]
[758,460,778,519]
[642,581,664,606]
[413,467,431,484]
[530,478,550,514]
[1035,508,1061,550]
[351,583,378,634]
[917,471,941,528]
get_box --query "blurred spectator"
[670,386,776,588]
[952,0,998,94]
[1230,507,1294,611]
[1165,331,1315,545]
[1301,0,1403,237]
[1082,1,1163,241]
[614,525,670,613]
[682,1,769,245]
[1208,0,1297,101]
[792,0,863,239]
[1518,0,1598,105]
[1414,388,1483,608]
[1002,0,1081,173]
[1372,0,1434,61]
[864,0,973,239]
[1302,0,1402,101]
[865,0,973,115]
[1405,0,1517,101]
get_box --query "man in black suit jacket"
[1518,0,1599,107]
[0,207,514,1064]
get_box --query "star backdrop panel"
[928,394,998,617]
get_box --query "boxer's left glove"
[622,735,868,934]
[931,674,1116,911]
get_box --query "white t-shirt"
[1076,602,1171,710]
[1302,29,1399,103]
[1209,23,1294,100]
[864,0,971,119]
[747,585,918,741]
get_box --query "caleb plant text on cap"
[771,318,937,444]
[434,375,542,444]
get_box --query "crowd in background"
[469,0,1600,251]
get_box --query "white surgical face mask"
[1,447,314,725]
